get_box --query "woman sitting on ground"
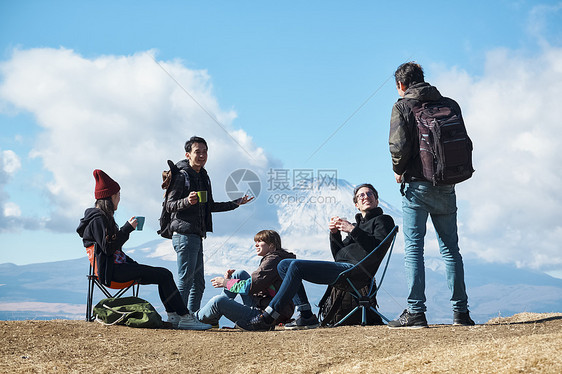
[76,169,210,330]
[196,230,296,327]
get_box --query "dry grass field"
[1,312,561,373]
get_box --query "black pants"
[112,262,188,315]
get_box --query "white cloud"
[0,48,271,233]
[3,202,21,217]
[432,44,562,271]
[0,149,31,231]
[2,150,20,174]
[528,3,562,48]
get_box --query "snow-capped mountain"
[276,178,401,259]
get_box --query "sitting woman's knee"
[157,267,174,280]
[277,258,297,277]
[231,269,250,280]
[211,294,231,308]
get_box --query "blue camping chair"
[328,225,399,326]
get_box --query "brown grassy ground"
[1,312,561,373]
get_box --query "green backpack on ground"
[93,296,163,328]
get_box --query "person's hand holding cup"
[128,216,138,229]
[329,216,339,233]
[134,216,145,231]
[337,217,354,233]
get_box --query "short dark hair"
[254,230,282,250]
[185,136,208,153]
[394,62,424,89]
[353,183,379,203]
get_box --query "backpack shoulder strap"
[179,169,190,190]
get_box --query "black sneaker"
[453,311,475,326]
[235,313,275,331]
[387,309,428,328]
[284,314,320,330]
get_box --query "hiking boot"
[284,314,320,330]
[235,313,275,331]
[453,311,475,326]
[387,309,428,328]
[177,313,212,330]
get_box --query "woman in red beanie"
[77,169,211,330]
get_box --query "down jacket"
[165,159,238,238]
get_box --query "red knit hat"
[93,169,120,199]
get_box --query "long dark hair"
[95,197,117,238]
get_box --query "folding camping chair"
[329,225,398,326]
[85,245,140,321]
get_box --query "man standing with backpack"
[165,136,253,313]
[388,62,475,328]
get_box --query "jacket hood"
[403,82,442,102]
[260,248,296,264]
[76,207,105,237]
[275,248,297,260]
[175,159,190,171]
[176,159,207,176]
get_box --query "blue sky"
[1,1,562,277]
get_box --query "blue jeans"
[402,181,469,314]
[172,233,205,312]
[266,259,353,318]
[196,270,261,324]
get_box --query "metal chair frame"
[86,252,139,321]
[330,225,399,326]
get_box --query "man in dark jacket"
[387,62,474,328]
[196,230,296,326]
[237,183,395,331]
[166,136,253,312]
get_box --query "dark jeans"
[267,259,353,317]
[112,262,188,315]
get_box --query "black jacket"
[329,207,395,265]
[76,208,136,286]
[165,160,238,237]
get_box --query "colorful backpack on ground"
[93,296,163,328]
[412,98,474,185]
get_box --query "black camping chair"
[329,225,399,326]
[85,245,140,321]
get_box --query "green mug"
[197,191,207,203]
